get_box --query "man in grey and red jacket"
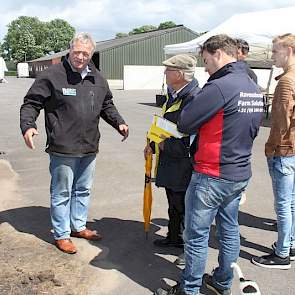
[20,32,128,254]
[155,34,263,295]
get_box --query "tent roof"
[164,6,295,65]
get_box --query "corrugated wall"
[100,29,198,79]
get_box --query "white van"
[17,63,29,78]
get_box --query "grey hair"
[69,32,96,54]
[181,70,195,82]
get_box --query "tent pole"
[265,66,274,118]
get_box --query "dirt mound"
[0,160,92,294]
[0,222,92,295]
[0,222,93,295]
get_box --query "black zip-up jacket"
[20,57,126,156]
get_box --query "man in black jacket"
[20,32,128,254]
[236,38,258,84]
[144,54,200,248]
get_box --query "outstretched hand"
[23,128,39,149]
[119,124,129,141]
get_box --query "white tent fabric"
[164,6,295,62]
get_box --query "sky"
[0,0,294,43]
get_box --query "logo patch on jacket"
[62,88,77,96]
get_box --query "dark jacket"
[243,61,258,84]
[20,57,125,156]
[155,78,201,191]
[178,62,263,181]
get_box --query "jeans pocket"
[204,177,232,208]
[205,177,248,208]
[274,157,294,176]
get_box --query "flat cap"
[162,54,197,71]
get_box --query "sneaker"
[174,252,185,266]
[153,237,184,248]
[252,252,291,269]
[154,283,187,295]
[203,274,232,295]
[271,242,295,261]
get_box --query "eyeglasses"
[72,51,91,59]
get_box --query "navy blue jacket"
[178,62,263,181]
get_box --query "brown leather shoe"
[70,228,102,241]
[55,239,77,254]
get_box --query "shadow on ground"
[0,206,277,293]
[0,207,181,292]
[138,102,159,108]
[0,206,52,243]
[206,211,276,261]
[239,211,276,232]
[89,217,182,291]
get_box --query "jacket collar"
[275,64,295,81]
[63,54,96,77]
[177,78,199,99]
[208,61,247,82]
[63,54,97,84]
[167,78,199,103]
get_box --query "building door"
[92,52,100,70]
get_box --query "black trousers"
[165,188,185,242]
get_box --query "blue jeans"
[267,156,295,257]
[49,154,96,240]
[181,172,248,295]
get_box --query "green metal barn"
[28,25,199,79]
[94,25,199,79]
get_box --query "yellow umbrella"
[143,138,153,239]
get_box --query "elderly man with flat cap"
[144,54,200,249]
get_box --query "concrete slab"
[0,76,294,295]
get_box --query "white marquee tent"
[164,6,295,65]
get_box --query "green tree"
[115,21,179,38]
[115,32,128,39]
[158,21,177,30]
[3,16,46,61]
[2,16,75,63]
[45,19,75,52]
[13,30,37,61]
[129,25,157,35]
[0,42,4,58]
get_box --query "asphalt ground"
[0,76,294,295]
